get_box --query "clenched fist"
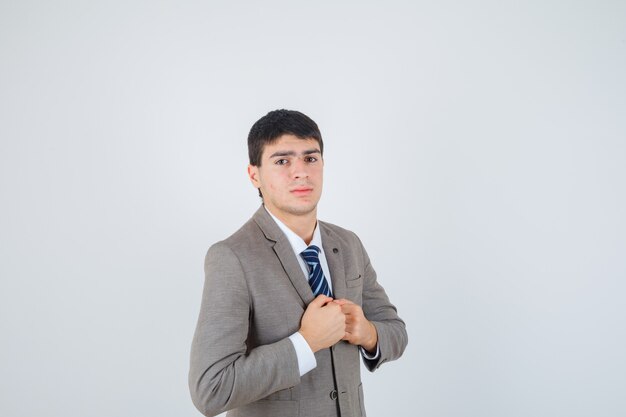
[299,295,346,353]
[333,298,378,353]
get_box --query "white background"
[1,1,625,416]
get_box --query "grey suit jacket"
[189,206,407,417]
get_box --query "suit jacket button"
[330,389,338,400]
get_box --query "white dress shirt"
[264,207,379,377]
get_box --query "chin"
[284,202,317,216]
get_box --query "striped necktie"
[300,245,332,297]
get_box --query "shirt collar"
[264,206,323,255]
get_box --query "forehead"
[262,134,321,158]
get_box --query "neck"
[266,206,317,245]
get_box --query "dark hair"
[248,109,323,167]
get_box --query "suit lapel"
[253,206,314,307]
[320,222,347,300]
[272,239,314,306]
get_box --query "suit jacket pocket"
[346,275,363,288]
[262,387,293,401]
[234,400,299,417]
[345,275,364,305]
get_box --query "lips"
[290,187,313,196]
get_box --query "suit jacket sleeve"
[357,236,408,372]
[188,242,301,417]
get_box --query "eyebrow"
[268,149,321,158]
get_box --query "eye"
[274,159,288,165]
[305,156,318,163]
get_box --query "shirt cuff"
[288,332,317,376]
[360,344,380,360]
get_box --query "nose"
[290,157,309,179]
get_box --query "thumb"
[309,294,333,308]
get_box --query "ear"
[247,164,261,189]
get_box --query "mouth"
[290,187,313,196]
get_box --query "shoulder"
[318,219,355,236]
[318,220,364,248]
[206,217,265,260]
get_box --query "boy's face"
[248,134,323,219]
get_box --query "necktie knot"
[301,245,321,269]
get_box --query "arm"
[188,243,300,417]
[357,237,408,371]
[331,237,408,371]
